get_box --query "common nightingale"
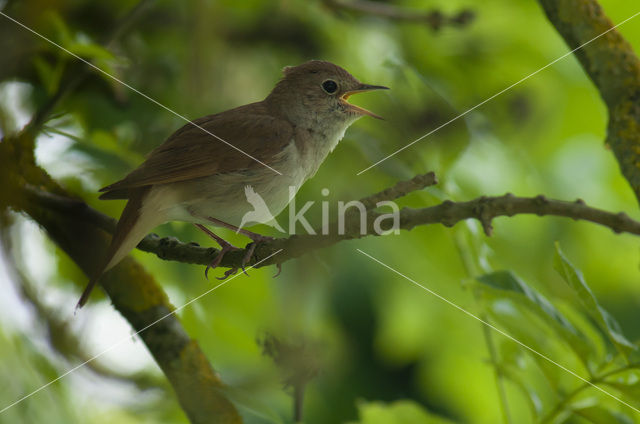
[78,60,388,307]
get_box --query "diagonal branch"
[536,0,640,204]
[19,188,241,424]
[0,133,240,423]
[0,225,165,390]
[0,3,243,417]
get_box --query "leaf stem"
[539,364,640,423]
[454,231,513,424]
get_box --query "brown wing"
[99,102,293,199]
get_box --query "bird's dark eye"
[322,80,338,94]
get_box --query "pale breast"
[159,139,305,227]
[294,117,354,179]
[156,119,354,228]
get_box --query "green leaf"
[68,41,116,62]
[496,359,545,417]
[347,400,457,424]
[486,299,565,389]
[476,270,594,369]
[477,271,575,333]
[89,129,144,165]
[43,11,118,80]
[572,404,634,424]
[68,41,119,79]
[556,302,608,366]
[603,369,640,408]
[45,11,74,47]
[32,57,65,95]
[553,243,636,360]
[606,381,640,403]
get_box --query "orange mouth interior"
[340,91,383,120]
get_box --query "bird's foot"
[194,224,242,280]
[216,267,239,280]
[194,223,280,279]
[241,234,281,278]
[273,263,282,278]
[204,242,241,280]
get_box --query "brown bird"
[78,60,388,308]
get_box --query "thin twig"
[539,364,640,424]
[359,171,437,209]
[453,232,512,424]
[323,0,475,31]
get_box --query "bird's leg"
[203,216,273,240]
[201,216,279,276]
[194,224,241,279]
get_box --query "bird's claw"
[204,244,239,280]
[273,263,282,278]
[241,236,282,278]
[202,230,280,280]
[216,267,238,280]
[241,242,257,274]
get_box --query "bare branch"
[0,227,164,391]
[322,0,474,31]
[22,181,640,274]
[359,171,437,209]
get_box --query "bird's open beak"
[341,83,389,120]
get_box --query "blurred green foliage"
[2,0,640,423]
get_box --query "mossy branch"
[0,2,241,419]
[21,176,640,274]
[537,0,640,204]
[1,122,240,424]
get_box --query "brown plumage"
[78,60,387,308]
[99,104,294,199]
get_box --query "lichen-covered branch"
[1,134,241,423]
[537,0,640,204]
[0,2,241,420]
[22,180,640,273]
[0,226,164,389]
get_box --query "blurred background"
[1,0,640,423]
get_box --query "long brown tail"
[77,187,151,309]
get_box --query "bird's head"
[266,60,388,125]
